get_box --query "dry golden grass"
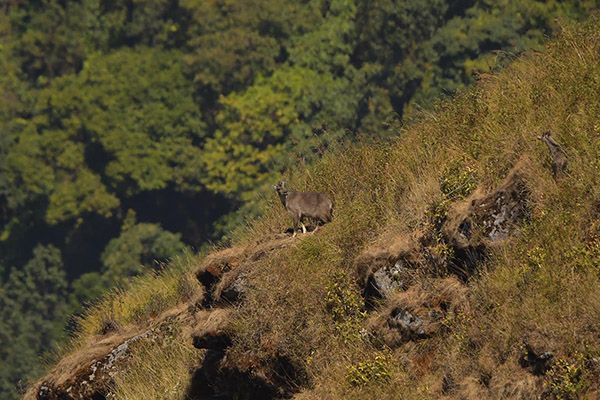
[110,335,199,400]
[77,250,203,338]
[225,18,600,399]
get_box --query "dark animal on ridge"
[273,181,333,236]
[537,130,568,180]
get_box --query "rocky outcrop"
[186,350,284,400]
[24,162,537,399]
[26,311,188,400]
[25,235,299,400]
[354,162,532,308]
[186,235,302,399]
[367,277,467,348]
[442,165,531,278]
[195,246,248,307]
[355,236,423,305]
[213,268,249,305]
[196,236,293,307]
[188,308,279,399]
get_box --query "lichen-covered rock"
[373,258,414,296]
[445,166,530,247]
[443,164,531,277]
[367,277,467,348]
[355,236,422,304]
[30,330,153,400]
[214,268,249,305]
[24,311,191,400]
[387,306,428,340]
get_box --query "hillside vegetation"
[26,17,599,400]
[4,2,600,397]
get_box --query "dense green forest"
[0,0,597,398]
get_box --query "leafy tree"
[286,0,398,133]
[68,271,109,312]
[67,211,188,307]
[411,0,565,108]
[6,0,188,83]
[0,11,33,262]
[4,47,205,227]
[351,0,448,116]
[96,0,189,49]
[8,0,103,82]
[101,211,188,285]
[204,65,361,200]
[0,12,20,174]
[201,0,388,200]
[0,245,68,400]
[358,0,600,115]
[288,0,357,74]
[182,0,321,102]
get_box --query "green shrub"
[346,353,392,387]
[439,161,478,200]
[545,354,586,400]
[325,271,367,343]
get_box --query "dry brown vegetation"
[27,18,599,400]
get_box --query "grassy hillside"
[27,18,599,400]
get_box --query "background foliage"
[0,0,597,398]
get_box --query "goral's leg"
[292,214,299,237]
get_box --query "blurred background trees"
[0,0,598,398]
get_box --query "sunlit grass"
[111,335,199,400]
[225,18,600,399]
[77,250,203,337]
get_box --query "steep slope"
[25,19,599,400]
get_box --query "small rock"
[354,237,421,305]
[214,270,248,305]
[367,277,467,348]
[519,342,554,376]
[369,262,411,298]
[388,307,427,339]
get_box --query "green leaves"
[4,47,205,225]
[203,66,360,199]
[57,48,206,193]
[0,246,68,400]
[101,211,187,285]
[182,0,320,97]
